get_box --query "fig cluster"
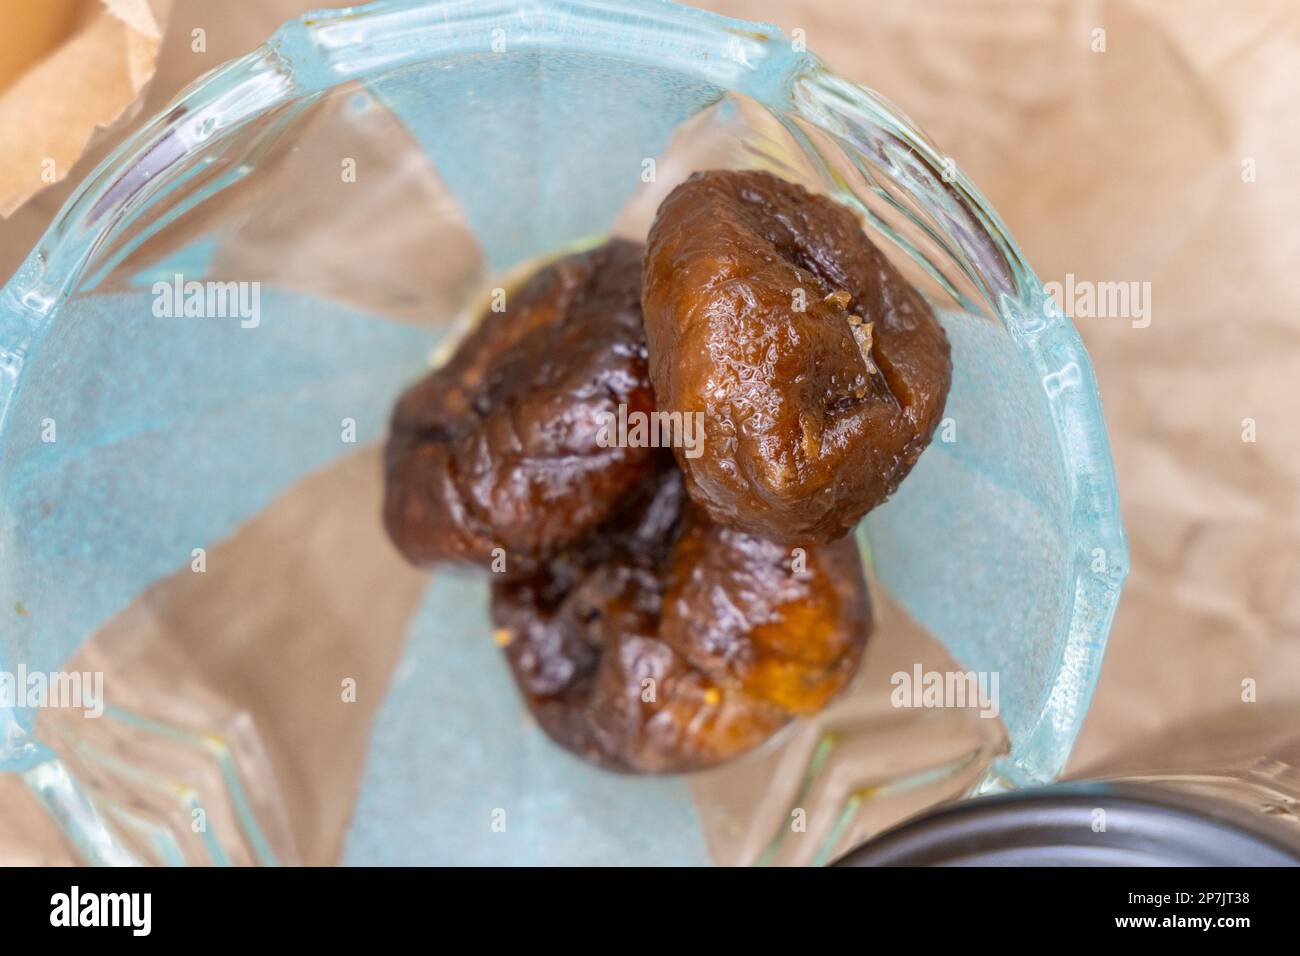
[384,171,952,772]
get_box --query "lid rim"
[835,782,1300,867]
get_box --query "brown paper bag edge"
[0,0,172,219]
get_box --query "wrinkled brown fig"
[642,169,952,543]
[490,469,871,773]
[383,239,656,569]
[660,509,868,715]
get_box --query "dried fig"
[384,240,656,569]
[642,169,952,543]
[491,469,871,773]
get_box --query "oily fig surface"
[384,239,656,569]
[642,169,952,543]
[491,469,871,773]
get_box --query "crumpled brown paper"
[1,0,1297,864]
[0,0,172,217]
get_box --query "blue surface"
[866,312,1071,764]
[369,52,722,271]
[0,288,435,762]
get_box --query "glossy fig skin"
[383,239,657,570]
[490,469,871,774]
[642,169,952,544]
[492,555,791,774]
[661,505,870,715]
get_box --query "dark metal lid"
[835,782,1300,866]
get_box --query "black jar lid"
[835,782,1300,866]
